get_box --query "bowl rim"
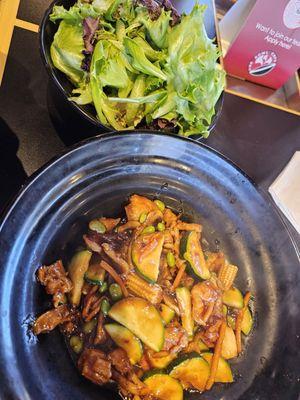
[1,130,299,262]
[38,0,224,136]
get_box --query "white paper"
[269,151,300,234]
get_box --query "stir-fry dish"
[49,0,225,136]
[33,195,253,399]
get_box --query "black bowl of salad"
[40,0,225,138]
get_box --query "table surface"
[0,0,299,249]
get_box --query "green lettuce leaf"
[105,0,135,22]
[90,40,128,129]
[50,3,99,22]
[125,75,146,126]
[70,82,93,105]
[166,4,225,135]
[50,20,85,84]
[136,7,171,49]
[92,0,115,13]
[132,36,164,61]
[108,89,167,104]
[92,40,132,89]
[124,37,167,80]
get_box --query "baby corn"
[125,273,163,305]
[218,264,238,291]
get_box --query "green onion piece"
[89,220,106,234]
[139,212,148,223]
[83,318,97,334]
[99,281,108,293]
[167,251,176,267]
[157,222,165,232]
[101,298,110,315]
[142,225,155,235]
[154,199,165,212]
[109,283,123,301]
[69,335,83,354]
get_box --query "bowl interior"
[0,133,299,399]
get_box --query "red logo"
[248,51,277,76]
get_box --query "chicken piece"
[112,370,149,396]
[99,217,121,232]
[125,195,157,221]
[139,353,151,371]
[37,260,73,307]
[33,304,71,335]
[163,208,178,228]
[84,231,130,253]
[83,234,102,253]
[144,210,163,226]
[78,348,112,385]
[199,318,223,347]
[162,322,188,353]
[118,221,141,233]
[108,348,132,375]
[180,272,194,290]
[94,312,107,345]
[205,252,225,272]
[176,222,202,233]
[191,281,222,326]
[102,243,130,273]
[60,309,81,336]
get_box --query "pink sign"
[224,0,300,89]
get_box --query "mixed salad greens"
[50,0,225,136]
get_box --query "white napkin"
[269,152,300,234]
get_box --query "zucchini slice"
[169,353,210,391]
[143,372,183,400]
[223,287,244,309]
[160,304,175,325]
[180,231,210,280]
[85,263,105,285]
[201,352,233,383]
[68,250,92,306]
[175,287,194,338]
[132,232,164,283]
[221,326,237,360]
[241,307,253,335]
[147,351,176,369]
[198,339,209,352]
[108,297,165,352]
[105,323,143,364]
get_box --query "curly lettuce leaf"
[92,40,132,89]
[125,75,146,126]
[90,40,129,129]
[166,4,225,135]
[50,3,99,22]
[92,0,115,13]
[124,37,167,80]
[136,6,171,48]
[105,0,135,22]
[70,82,93,105]
[50,20,85,84]
[132,36,165,62]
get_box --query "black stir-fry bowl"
[0,132,299,399]
[39,0,224,140]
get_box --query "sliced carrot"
[171,261,186,290]
[235,291,251,354]
[100,260,129,297]
[205,319,227,390]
